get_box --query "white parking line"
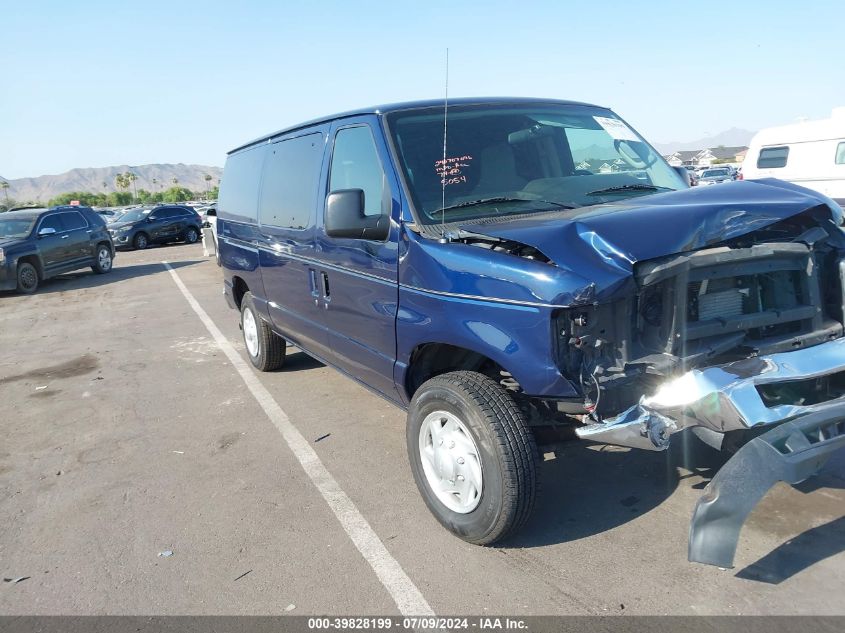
[162,262,434,616]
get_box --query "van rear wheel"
[240,292,286,371]
[407,371,538,545]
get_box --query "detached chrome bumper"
[577,336,845,450]
[688,407,845,567]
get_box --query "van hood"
[458,179,842,301]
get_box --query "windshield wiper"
[586,184,674,196]
[435,196,577,214]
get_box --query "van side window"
[219,145,265,223]
[260,132,323,230]
[330,126,385,217]
[836,142,845,165]
[757,146,789,169]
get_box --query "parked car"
[201,204,218,249]
[108,205,202,250]
[218,97,845,567]
[0,205,115,294]
[697,167,734,186]
[686,167,699,186]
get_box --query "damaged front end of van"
[452,179,845,567]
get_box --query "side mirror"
[206,209,217,217]
[147,216,156,223]
[325,189,389,241]
[37,227,56,237]
[672,165,691,187]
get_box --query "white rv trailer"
[742,107,845,205]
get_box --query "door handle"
[61,234,69,239]
[320,272,330,309]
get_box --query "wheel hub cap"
[99,249,111,269]
[243,308,259,357]
[419,410,483,513]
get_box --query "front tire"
[91,244,113,274]
[16,262,39,294]
[240,292,286,371]
[407,371,538,545]
[133,233,149,250]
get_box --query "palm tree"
[114,173,127,191]
[171,177,178,187]
[127,172,138,201]
[1,181,9,205]
[204,174,212,199]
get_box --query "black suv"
[109,205,202,250]
[0,205,115,294]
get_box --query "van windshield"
[386,103,685,224]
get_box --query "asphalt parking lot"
[1,242,843,616]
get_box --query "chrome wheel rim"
[98,248,111,270]
[136,235,147,249]
[418,410,483,513]
[186,229,197,243]
[19,266,37,291]
[243,308,259,358]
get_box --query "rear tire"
[16,262,39,294]
[91,244,113,274]
[184,227,199,244]
[407,371,538,545]
[240,291,285,371]
[133,233,149,250]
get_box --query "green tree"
[162,186,193,203]
[107,191,133,206]
[1,181,9,205]
[127,172,138,202]
[136,189,153,203]
[48,191,102,207]
[203,174,212,199]
[114,172,129,192]
[208,185,219,200]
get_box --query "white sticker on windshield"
[593,116,639,142]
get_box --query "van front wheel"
[407,371,538,545]
[240,292,286,371]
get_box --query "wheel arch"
[404,342,509,401]
[232,275,250,309]
[16,253,44,279]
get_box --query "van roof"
[749,107,845,147]
[228,96,602,155]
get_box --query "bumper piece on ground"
[688,406,845,567]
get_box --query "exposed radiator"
[697,288,745,321]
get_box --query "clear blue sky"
[2,0,843,179]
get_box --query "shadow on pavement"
[0,260,204,297]
[505,432,731,548]
[280,346,325,371]
[736,515,845,584]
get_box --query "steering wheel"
[614,139,657,170]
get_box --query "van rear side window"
[836,142,845,165]
[219,146,265,223]
[757,146,789,168]
[260,132,324,230]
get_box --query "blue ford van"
[219,98,845,566]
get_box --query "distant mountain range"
[652,128,756,155]
[0,163,223,204]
